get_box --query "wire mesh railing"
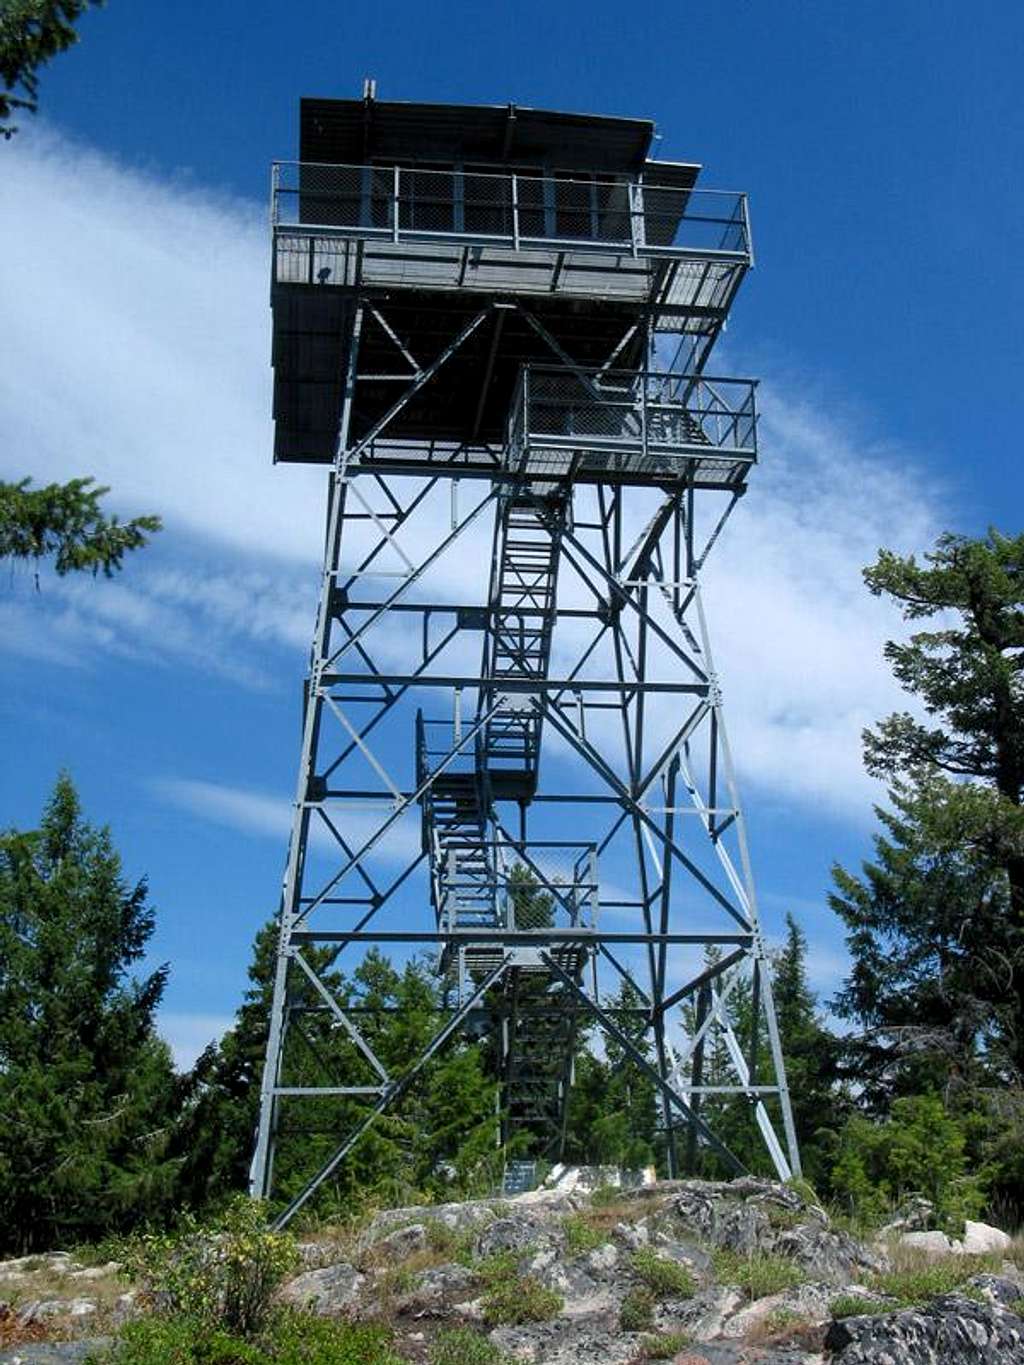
[507,367,758,470]
[272,161,750,259]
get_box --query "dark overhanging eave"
[298,97,697,178]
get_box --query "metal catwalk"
[252,95,800,1223]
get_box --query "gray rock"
[67,1262,121,1281]
[665,1177,879,1285]
[613,1219,649,1250]
[719,1279,873,1337]
[662,1282,745,1340]
[16,1298,97,1323]
[277,1261,365,1315]
[825,1292,1024,1363]
[0,1342,112,1364]
[582,1243,618,1275]
[391,1261,477,1315]
[966,1273,1024,1308]
[900,1230,957,1255]
[961,1220,1013,1255]
[879,1196,935,1238]
[373,1222,428,1258]
[488,1321,643,1363]
[362,1196,503,1246]
[477,1215,550,1258]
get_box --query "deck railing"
[272,161,751,260]
[508,366,758,468]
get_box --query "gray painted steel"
[251,95,800,1222]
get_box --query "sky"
[1,0,1022,1069]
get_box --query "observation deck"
[270,97,754,471]
[272,160,750,309]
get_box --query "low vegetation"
[619,1286,656,1332]
[709,1247,807,1300]
[562,1212,608,1257]
[829,1294,894,1320]
[480,1274,563,1328]
[630,1247,696,1298]
[639,1330,692,1358]
[429,1326,510,1365]
[865,1247,999,1307]
[86,1312,403,1365]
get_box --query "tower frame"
[252,97,800,1224]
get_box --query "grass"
[709,1247,807,1301]
[639,1331,691,1358]
[865,1247,1003,1308]
[480,1276,563,1327]
[472,1250,519,1288]
[424,1221,477,1266]
[429,1326,510,1365]
[829,1294,894,1320]
[471,1249,562,1328]
[742,1307,816,1344]
[630,1248,695,1299]
[562,1214,607,1257]
[85,1309,404,1365]
[619,1287,656,1332]
[590,1183,624,1207]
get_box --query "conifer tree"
[834,528,1024,1085]
[0,776,178,1250]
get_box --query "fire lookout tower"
[252,92,800,1223]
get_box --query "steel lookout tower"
[251,91,800,1224]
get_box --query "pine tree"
[861,531,1024,934]
[772,914,840,1182]
[1,1,103,137]
[831,772,1018,1089]
[1,477,161,580]
[0,776,178,1250]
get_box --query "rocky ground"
[1,1178,1022,1363]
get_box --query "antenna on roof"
[362,77,377,100]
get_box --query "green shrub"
[87,1310,402,1365]
[426,1221,476,1265]
[760,1307,806,1334]
[829,1294,894,1319]
[710,1248,806,1300]
[122,1197,299,1339]
[562,1214,606,1257]
[619,1286,655,1331]
[590,1183,622,1207]
[639,1331,691,1358]
[429,1326,510,1365]
[481,1275,563,1326]
[473,1249,519,1287]
[630,1247,696,1298]
[267,1312,403,1365]
[85,1317,264,1365]
[829,1097,986,1232]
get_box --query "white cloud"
[158,1010,233,1070]
[1,126,947,820]
[150,775,421,867]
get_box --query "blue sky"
[2,0,1021,1067]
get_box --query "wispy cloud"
[2,126,945,820]
[150,776,421,866]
